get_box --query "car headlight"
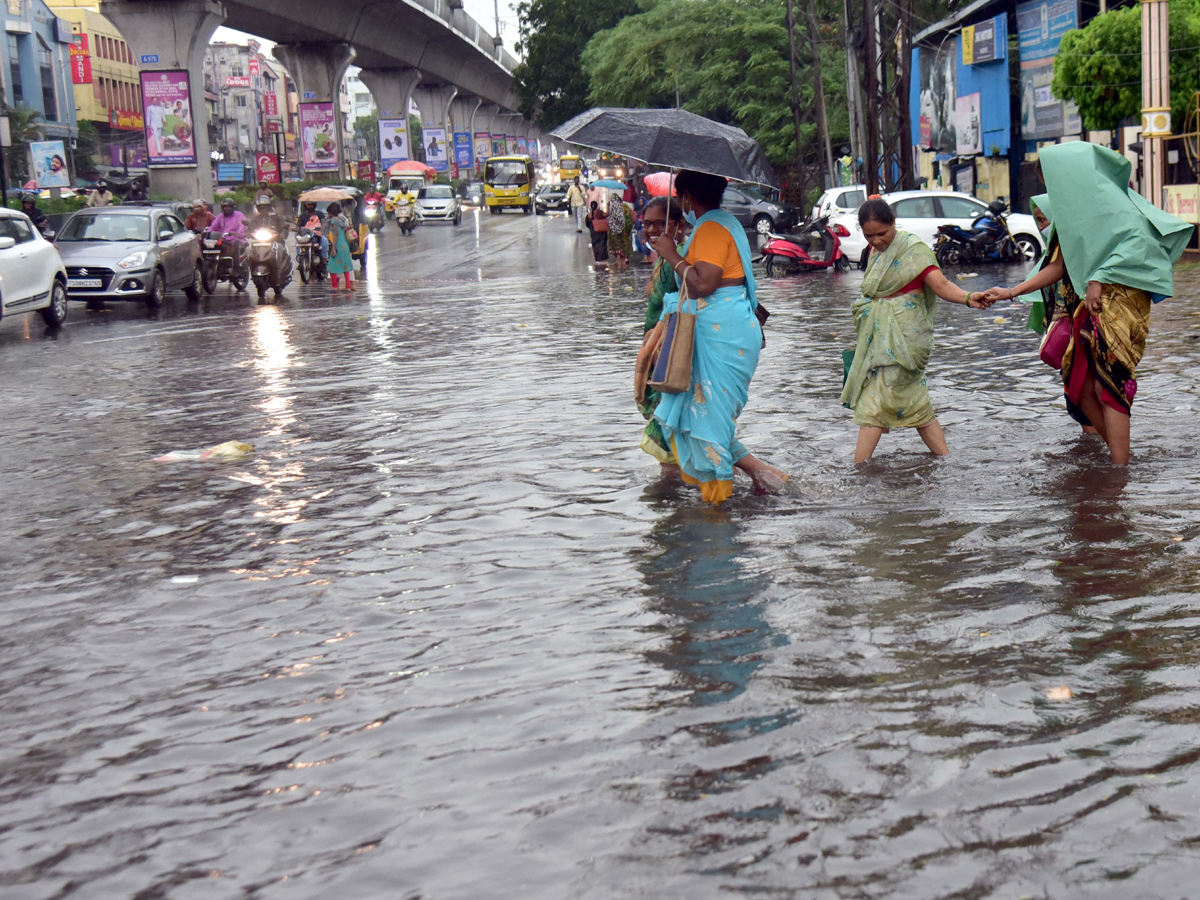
[117,250,149,269]
[253,228,273,241]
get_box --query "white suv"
[0,209,68,328]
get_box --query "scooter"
[248,225,294,302]
[363,200,384,233]
[200,230,250,293]
[295,227,327,283]
[394,196,417,235]
[761,215,849,276]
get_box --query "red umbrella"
[643,171,676,197]
[387,160,436,177]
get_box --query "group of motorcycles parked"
[759,196,1030,277]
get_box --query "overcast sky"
[212,0,522,58]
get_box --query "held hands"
[980,286,1012,303]
[966,291,997,310]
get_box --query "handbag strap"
[675,264,694,314]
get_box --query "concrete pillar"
[357,67,420,120]
[412,84,458,174]
[488,109,515,154]
[273,42,356,181]
[467,98,486,174]
[100,0,225,202]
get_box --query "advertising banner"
[492,135,507,156]
[379,118,409,168]
[474,132,491,168]
[216,162,246,183]
[357,160,375,182]
[109,109,144,130]
[69,34,91,85]
[264,92,278,117]
[265,119,282,134]
[423,127,448,172]
[1017,0,1081,139]
[299,101,338,172]
[30,140,70,188]
[255,152,280,183]
[955,93,982,155]
[453,131,473,171]
[140,70,197,167]
[225,76,251,88]
[962,14,1004,65]
[1165,184,1200,223]
[918,45,956,151]
[108,144,146,167]
[249,56,259,78]
[509,136,521,154]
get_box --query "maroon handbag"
[1039,313,1072,370]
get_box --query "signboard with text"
[264,92,278,117]
[299,102,338,172]
[379,118,409,167]
[109,109,144,130]
[423,127,448,172]
[357,160,375,182]
[225,76,251,88]
[70,34,91,84]
[1017,0,1081,139]
[140,70,197,167]
[473,132,490,171]
[255,152,280,183]
[453,131,473,171]
[962,14,1004,65]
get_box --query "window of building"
[38,37,56,120]
[92,78,103,106]
[8,34,22,105]
[235,94,247,107]
[6,0,22,15]
[231,64,243,77]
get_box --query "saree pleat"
[1062,283,1151,415]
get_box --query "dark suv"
[721,185,799,234]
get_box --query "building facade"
[205,40,290,172]
[2,0,78,168]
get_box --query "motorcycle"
[248,226,294,302]
[363,200,384,233]
[761,215,849,276]
[200,230,250,293]
[933,198,1036,267]
[295,227,327,284]
[394,196,417,235]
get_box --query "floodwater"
[1,212,1200,898]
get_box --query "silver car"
[57,206,202,309]
[414,185,462,225]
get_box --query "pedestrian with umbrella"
[558,109,788,501]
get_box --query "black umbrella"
[550,107,779,188]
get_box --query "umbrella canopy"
[590,179,627,190]
[552,107,778,188]
[643,171,676,197]
[298,187,354,202]
[387,160,436,177]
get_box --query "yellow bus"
[558,154,583,180]
[484,155,535,214]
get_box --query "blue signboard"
[216,163,246,183]
[1016,0,1081,139]
[302,91,317,100]
[141,54,159,64]
[453,131,473,171]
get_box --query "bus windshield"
[485,160,529,186]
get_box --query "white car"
[882,190,1044,262]
[812,184,866,219]
[0,209,69,328]
[414,185,462,225]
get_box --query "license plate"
[69,278,102,288]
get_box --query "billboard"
[140,70,196,167]
[918,44,956,152]
[492,135,507,156]
[423,127,448,172]
[474,132,491,168]
[453,131,473,171]
[379,118,409,168]
[255,152,280,183]
[30,141,70,188]
[962,14,1004,65]
[955,93,982,156]
[69,34,91,84]
[109,109,143,130]
[299,102,338,172]
[1017,0,1081,139]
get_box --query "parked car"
[881,190,1044,261]
[57,206,202,309]
[414,184,462,225]
[0,208,68,327]
[812,184,867,219]
[535,182,570,214]
[722,185,799,234]
[457,181,485,207]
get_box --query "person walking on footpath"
[566,177,586,232]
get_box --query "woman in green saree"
[841,199,995,463]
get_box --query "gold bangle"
[965,292,973,307]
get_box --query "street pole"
[1141,0,1170,208]
[862,0,881,193]
[805,4,835,188]
[843,0,864,175]
[784,0,808,197]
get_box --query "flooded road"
[2,210,1200,898]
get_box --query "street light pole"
[1141,0,1170,208]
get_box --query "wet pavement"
[2,209,1200,898]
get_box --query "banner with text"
[299,102,338,172]
[70,34,91,84]
[379,118,409,168]
[141,70,197,167]
[423,127,448,172]
[453,131,473,172]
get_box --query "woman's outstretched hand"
[968,292,997,309]
[981,286,1011,302]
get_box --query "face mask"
[683,209,698,226]
[1040,225,1052,240]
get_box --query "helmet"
[19,193,35,204]
[220,198,234,210]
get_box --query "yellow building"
[50,0,146,173]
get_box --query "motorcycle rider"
[210,198,249,265]
[19,193,49,235]
[250,197,289,238]
[296,199,329,262]
[184,199,214,235]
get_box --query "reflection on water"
[0,251,1198,897]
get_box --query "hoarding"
[379,118,409,168]
[918,44,956,151]
[955,93,982,156]
[140,70,197,167]
[491,135,507,156]
[1017,0,1081,139]
[109,109,144,130]
[255,152,280,183]
[30,140,70,188]
[473,132,490,171]
[357,160,375,182]
[299,102,338,172]
[225,76,251,88]
[453,131,473,171]
[962,15,1004,65]
[216,163,245,183]
[423,127,448,172]
[69,34,91,85]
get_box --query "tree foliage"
[1053,0,1200,130]
[514,0,641,129]
[581,0,849,169]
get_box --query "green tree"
[2,103,45,186]
[73,119,101,177]
[1053,0,1200,130]
[514,0,641,129]
[354,112,379,162]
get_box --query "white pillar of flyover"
[411,85,457,175]
[466,98,484,175]
[100,0,225,203]
[447,95,477,177]
[357,68,421,121]
[273,42,356,181]
[487,108,514,154]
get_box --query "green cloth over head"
[1040,142,1192,302]
[1016,192,1054,331]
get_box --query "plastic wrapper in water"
[154,441,254,462]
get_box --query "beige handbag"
[646,276,695,394]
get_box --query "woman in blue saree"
[641,169,785,503]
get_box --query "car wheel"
[145,269,165,309]
[185,265,202,302]
[40,279,68,326]
[1013,235,1040,262]
[753,215,774,235]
